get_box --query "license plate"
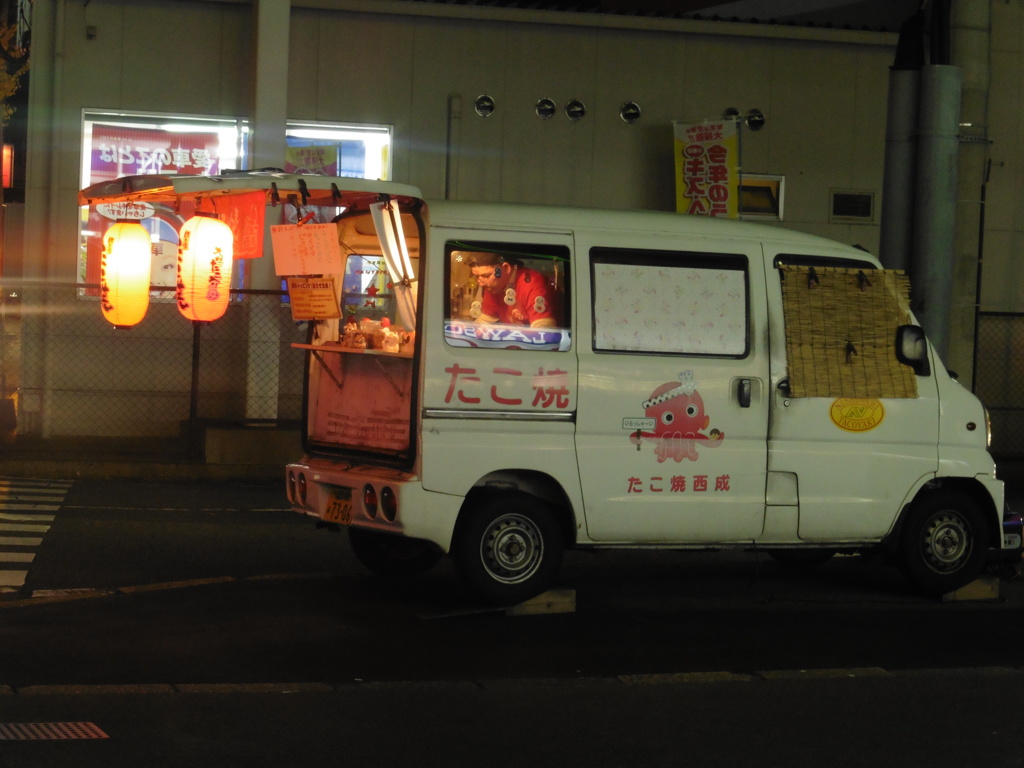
[1004,533,1021,550]
[324,493,353,525]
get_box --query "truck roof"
[423,198,877,263]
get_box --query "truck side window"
[591,248,749,357]
[445,241,571,352]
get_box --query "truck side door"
[763,251,940,541]
[574,241,770,543]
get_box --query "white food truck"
[79,172,1021,604]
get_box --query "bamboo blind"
[780,266,917,398]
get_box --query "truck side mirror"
[895,325,931,376]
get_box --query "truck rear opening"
[298,197,423,470]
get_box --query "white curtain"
[369,200,417,331]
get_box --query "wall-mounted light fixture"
[722,107,766,131]
[565,99,586,122]
[474,95,495,117]
[535,98,556,119]
[619,102,641,124]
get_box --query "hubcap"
[922,512,971,573]
[480,513,543,585]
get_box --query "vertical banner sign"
[673,120,740,218]
[215,190,266,260]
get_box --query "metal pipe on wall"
[911,63,962,360]
[878,66,920,272]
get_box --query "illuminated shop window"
[78,111,393,293]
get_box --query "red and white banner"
[673,120,740,218]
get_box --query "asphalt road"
[2,476,1024,767]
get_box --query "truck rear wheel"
[348,528,442,578]
[898,491,989,595]
[453,492,564,604]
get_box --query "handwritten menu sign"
[270,222,341,275]
[286,277,341,321]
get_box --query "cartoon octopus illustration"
[629,371,724,462]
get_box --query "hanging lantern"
[100,221,152,329]
[176,213,234,323]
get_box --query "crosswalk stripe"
[0,553,35,563]
[0,479,71,591]
[0,570,27,587]
[0,514,56,528]
[0,523,50,532]
[0,486,67,494]
[0,537,43,546]
[0,485,70,494]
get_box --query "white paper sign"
[270,223,341,276]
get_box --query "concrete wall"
[28,0,898,284]
[18,0,1024,439]
[981,0,1024,313]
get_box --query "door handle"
[737,378,752,408]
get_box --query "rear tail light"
[286,470,296,503]
[363,484,378,518]
[381,486,397,522]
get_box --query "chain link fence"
[975,312,1024,459]
[0,281,307,460]
[3,288,1021,462]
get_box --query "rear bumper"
[285,457,462,552]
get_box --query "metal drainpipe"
[879,13,925,272]
[911,63,962,362]
[445,94,462,201]
[878,67,920,272]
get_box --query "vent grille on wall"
[830,189,875,224]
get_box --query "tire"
[768,549,836,569]
[453,492,564,604]
[898,491,990,595]
[348,528,442,578]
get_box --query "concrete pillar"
[946,0,991,383]
[20,0,65,436]
[250,0,290,172]
[246,0,291,421]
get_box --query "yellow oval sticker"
[830,398,884,433]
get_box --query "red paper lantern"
[100,221,152,329]
[176,214,234,323]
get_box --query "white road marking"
[0,479,71,592]
[0,537,43,546]
[0,570,27,587]
[0,552,35,563]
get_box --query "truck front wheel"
[898,491,989,595]
[453,493,564,604]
